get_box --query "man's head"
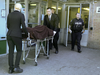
[51,8,55,14]
[14,3,22,11]
[76,13,80,19]
[46,7,52,16]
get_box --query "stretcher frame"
[22,33,53,66]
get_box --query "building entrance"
[63,4,90,47]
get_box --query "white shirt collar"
[48,14,52,18]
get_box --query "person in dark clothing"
[43,7,59,54]
[7,3,28,73]
[51,8,60,53]
[69,13,85,53]
[51,8,60,28]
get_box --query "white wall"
[0,0,6,37]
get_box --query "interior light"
[83,8,89,11]
[58,8,61,10]
[52,7,56,9]
[30,4,36,6]
[52,7,61,10]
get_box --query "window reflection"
[9,0,25,13]
[28,2,38,27]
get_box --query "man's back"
[7,11,27,37]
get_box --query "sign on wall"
[96,7,100,13]
[1,9,5,18]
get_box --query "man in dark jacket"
[51,8,60,28]
[43,7,59,54]
[7,3,28,73]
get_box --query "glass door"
[63,6,69,46]
[68,7,80,44]
[9,0,25,13]
[64,5,80,46]
[65,4,90,47]
[40,2,47,25]
[28,2,38,28]
[80,4,90,46]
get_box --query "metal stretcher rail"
[22,33,53,66]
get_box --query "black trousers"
[7,36,22,69]
[49,32,59,51]
[71,32,82,50]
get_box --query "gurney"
[22,25,55,66]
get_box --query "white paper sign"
[96,7,100,13]
[1,9,5,17]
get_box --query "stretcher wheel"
[23,61,25,64]
[47,57,49,59]
[35,62,37,66]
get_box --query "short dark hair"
[47,7,52,10]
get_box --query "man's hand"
[68,25,72,33]
[53,31,56,36]
[68,28,72,33]
[82,31,85,33]
[82,26,85,34]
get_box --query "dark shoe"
[14,68,23,73]
[8,69,14,74]
[78,50,82,53]
[55,51,58,54]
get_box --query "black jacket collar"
[14,10,20,12]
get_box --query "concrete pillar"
[25,0,28,27]
[38,2,41,25]
[80,4,82,18]
[56,2,58,14]
[48,0,52,7]
[61,4,66,28]
[6,0,9,19]
[60,4,66,44]
[6,0,9,54]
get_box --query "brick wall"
[87,1,100,49]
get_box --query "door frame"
[64,5,80,46]
[64,3,90,47]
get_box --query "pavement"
[0,44,100,75]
